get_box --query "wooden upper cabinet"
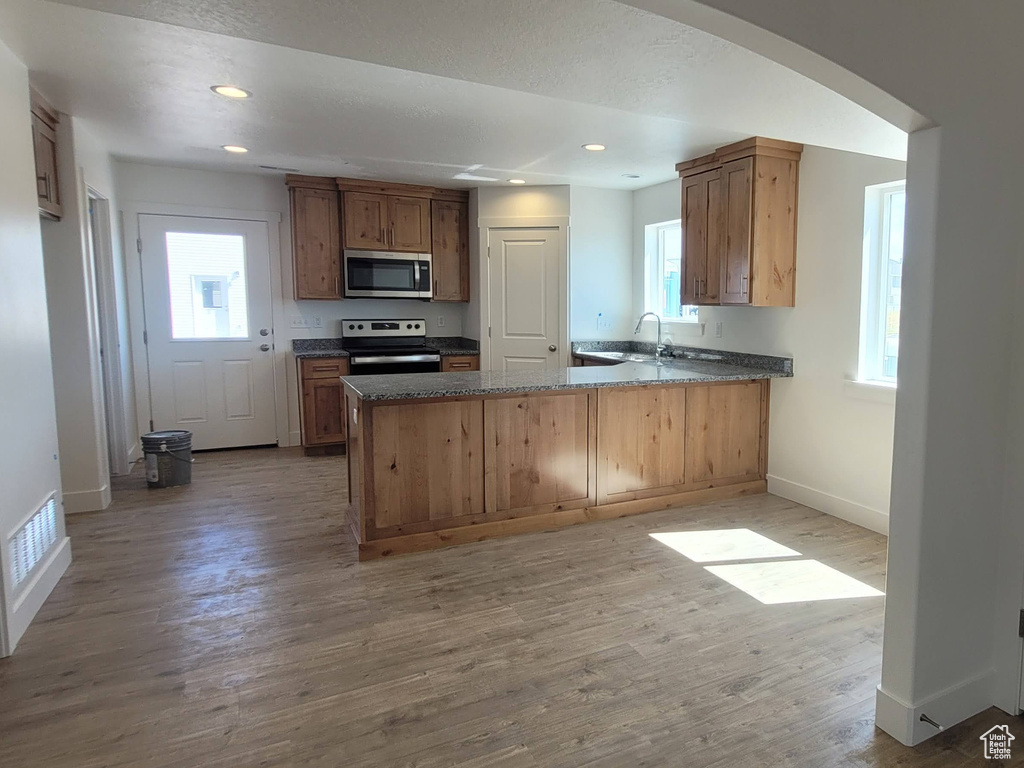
[431,199,469,302]
[343,192,388,250]
[30,89,61,220]
[681,168,722,305]
[342,192,431,253]
[678,137,801,307]
[291,186,341,299]
[720,158,754,304]
[388,195,431,252]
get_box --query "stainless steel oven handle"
[350,354,441,365]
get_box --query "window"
[859,182,906,383]
[644,219,698,322]
[165,232,249,339]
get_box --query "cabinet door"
[343,192,388,250]
[31,114,61,219]
[291,187,341,299]
[721,158,754,305]
[431,199,469,301]
[685,382,763,482]
[681,168,722,305]
[302,377,346,445]
[388,195,432,252]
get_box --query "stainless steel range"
[341,319,441,375]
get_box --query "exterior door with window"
[139,215,277,450]
[487,227,563,370]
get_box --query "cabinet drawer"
[301,357,350,380]
[442,355,479,372]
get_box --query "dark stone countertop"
[292,336,479,359]
[571,340,793,375]
[343,359,790,402]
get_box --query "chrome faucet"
[634,312,666,357]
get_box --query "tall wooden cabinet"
[431,199,469,301]
[290,183,341,300]
[677,137,802,307]
[287,175,471,302]
[30,89,61,220]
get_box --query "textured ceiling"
[0,0,906,189]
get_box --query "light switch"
[290,316,311,329]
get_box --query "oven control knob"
[348,324,355,330]
[407,323,412,329]
[358,324,364,330]
[414,323,421,329]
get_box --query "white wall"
[569,186,634,340]
[39,113,123,512]
[114,162,470,446]
[628,0,1024,745]
[633,147,905,529]
[0,39,70,654]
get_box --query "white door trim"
[87,190,130,475]
[476,215,570,370]
[122,201,288,450]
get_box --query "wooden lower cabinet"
[441,355,479,372]
[345,378,770,559]
[299,358,350,449]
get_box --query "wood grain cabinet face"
[685,382,764,482]
[678,138,800,308]
[291,187,341,299]
[431,199,469,301]
[299,358,349,445]
[342,192,388,250]
[681,169,723,305]
[370,400,485,529]
[484,392,595,515]
[597,386,688,503]
[388,195,432,252]
[30,93,61,220]
[441,355,479,372]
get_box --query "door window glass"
[165,232,249,339]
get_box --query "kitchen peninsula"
[342,353,792,560]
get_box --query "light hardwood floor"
[0,448,1018,767]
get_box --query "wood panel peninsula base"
[342,362,787,560]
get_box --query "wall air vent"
[9,495,58,588]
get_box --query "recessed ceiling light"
[222,145,249,153]
[582,143,606,151]
[508,178,527,184]
[622,174,641,179]
[211,85,252,99]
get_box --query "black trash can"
[141,430,194,488]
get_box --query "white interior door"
[487,227,562,371]
[140,214,276,450]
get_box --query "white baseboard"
[127,441,140,464]
[63,484,112,514]
[7,536,72,654]
[876,671,993,745]
[288,430,302,448]
[767,475,889,535]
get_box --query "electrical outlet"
[715,321,723,338]
[437,315,446,328]
[290,316,311,329]
[313,316,323,329]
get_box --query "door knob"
[259,328,270,336]
[259,343,271,352]
[548,344,557,352]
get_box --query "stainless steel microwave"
[343,250,432,299]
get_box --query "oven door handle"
[350,354,441,365]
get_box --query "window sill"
[844,379,896,405]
